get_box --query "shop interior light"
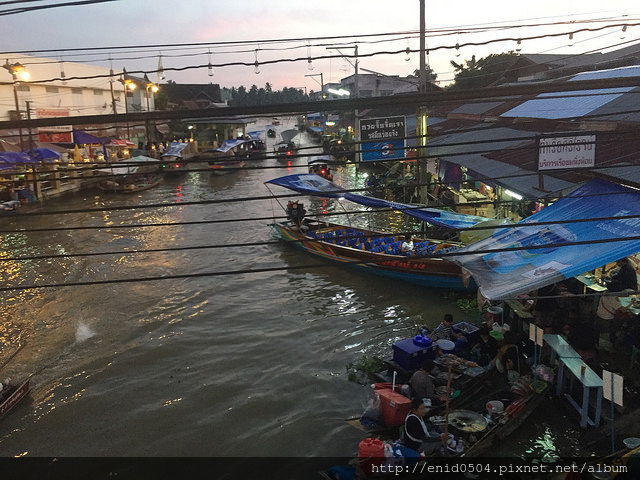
[504,189,523,200]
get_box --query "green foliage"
[347,355,385,384]
[224,84,310,106]
[448,52,519,91]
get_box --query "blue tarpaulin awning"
[266,173,491,230]
[0,151,37,170]
[450,178,640,299]
[73,130,109,145]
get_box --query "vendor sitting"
[403,397,448,455]
[431,314,467,351]
[408,359,447,406]
[469,326,498,367]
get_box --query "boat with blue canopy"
[264,173,492,291]
[207,138,251,175]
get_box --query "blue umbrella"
[0,151,37,170]
[28,148,61,162]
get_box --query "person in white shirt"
[401,235,414,255]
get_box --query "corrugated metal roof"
[595,164,640,187]
[427,127,536,156]
[450,102,505,115]
[500,87,634,119]
[570,65,640,81]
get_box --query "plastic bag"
[361,394,382,426]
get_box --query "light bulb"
[254,60,260,75]
[455,43,460,57]
[307,57,314,71]
[621,25,628,40]
[208,63,214,77]
[405,47,411,62]
[516,40,522,53]
[568,33,574,47]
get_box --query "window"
[93,89,103,96]
[16,85,30,92]
[46,86,59,94]
[72,88,83,95]
[360,89,372,97]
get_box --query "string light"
[405,40,411,61]
[516,39,522,53]
[207,49,213,77]
[455,42,460,57]
[621,25,628,39]
[568,32,574,47]
[307,44,314,71]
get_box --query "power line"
[1,231,639,293]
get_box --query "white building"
[0,54,155,145]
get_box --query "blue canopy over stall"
[448,178,640,299]
[0,151,37,170]
[266,173,491,230]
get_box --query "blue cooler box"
[453,321,480,344]
[392,338,433,371]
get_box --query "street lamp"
[3,60,30,149]
[119,69,137,139]
[304,73,324,99]
[143,74,159,112]
[143,74,159,144]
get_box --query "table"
[543,334,582,365]
[575,274,607,293]
[555,357,603,428]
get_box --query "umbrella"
[74,145,83,162]
[0,151,37,170]
[28,148,61,162]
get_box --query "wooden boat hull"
[97,176,161,193]
[208,160,246,175]
[271,221,475,291]
[0,377,30,419]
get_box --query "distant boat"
[308,155,335,181]
[160,142,197,174]
[207,139,251,175]
[96,155,162,193]
[0,377,30,420]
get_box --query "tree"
[448,52,519,90]
[412,64,438,83]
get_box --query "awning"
[216,139,248,153]
[108,139,136,147]
[0,151,37,170]
[28,148,61,162]
[73,130,109,145]
[266,173,491,230]
[450,178,640,300]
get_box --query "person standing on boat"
[403,398,448,454]
[401,235,414,255]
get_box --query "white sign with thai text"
[538,135,596,171]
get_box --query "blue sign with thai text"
[359,116,406,162]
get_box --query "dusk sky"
[1,1,638,91]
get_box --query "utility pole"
[417,0,429,204]
[109,68,119,137]
[25,100,38,199]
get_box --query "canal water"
[0,117,586,460]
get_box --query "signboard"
[602,369,624,406]
[538,135,596,171]
[359,116,406,162]
[528,323,543,347]
[37,108,72,143]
